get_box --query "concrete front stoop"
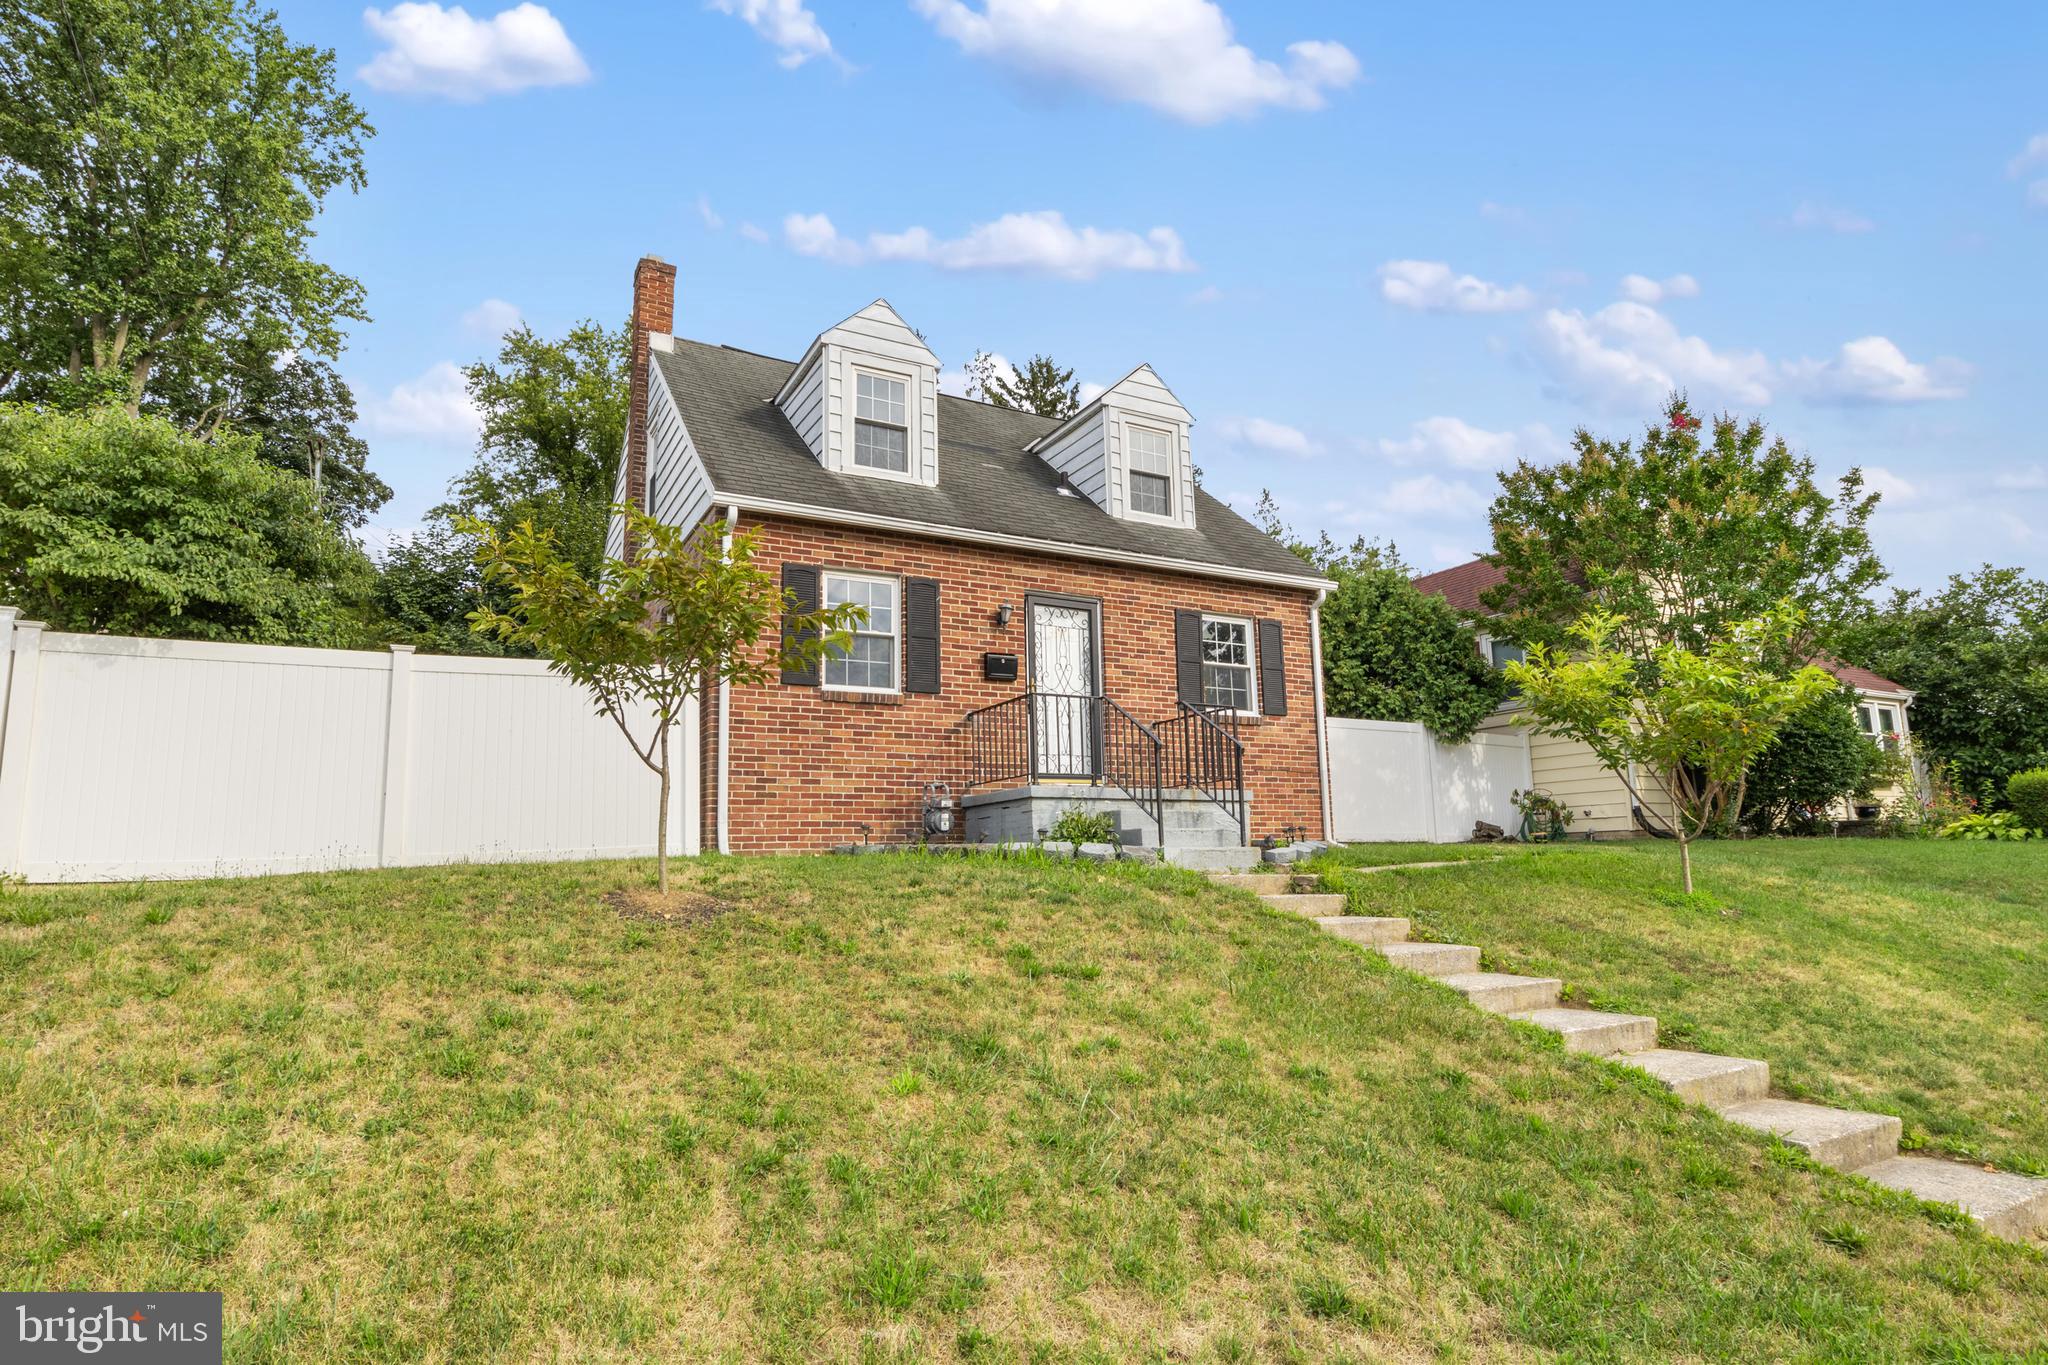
[1210,862,2048,1244]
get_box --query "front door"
[1029,599,1097,778]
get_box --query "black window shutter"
[781,564,821,686]
[1174,609,1205,707]
[1257,618,1288,716]
[905,577,940,694]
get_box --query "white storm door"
[1029,602,1096,778]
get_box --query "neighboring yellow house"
[1413,558,1916,837]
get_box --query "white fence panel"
[0,609,697,882]
[1325,717,1531,844]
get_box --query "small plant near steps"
[1206,863,2048,1244]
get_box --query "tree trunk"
[656,719,671,894]
[1678,831,1694,895]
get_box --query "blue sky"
[284,1,2046,589]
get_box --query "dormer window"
[1127,424,1175,517]
[854,370,910,473]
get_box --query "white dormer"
[1026,364,1196,530]
[773,300,940,488]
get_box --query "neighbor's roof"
[650,338,1324,588]
[1411,557,1912,696]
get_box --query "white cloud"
[1862,466,1920,505]
[363,361,479,445]
[1530,301,1773,410]
[359,3,589,100]
[461,297,522,339]
[709,0,836,69]
[2008,134,2048,208]
[1994,464,2048,492]
[911,0,1358,124]
[695,194,724,230]
[738,221,770,243]
[1788,200,1875,234]
[938,351,1014,398]
[783,209,1195,279]
[1380,474,1490,519]
[1371,416,1562,471]
[1478,200,1530,227]
[1618,272,1700,304]
[1377,259,1535,314]
[1077,379,1109,405]
[1784,336,1970,405]
[1213,415,1317,458]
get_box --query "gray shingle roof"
[651,338,1325,587]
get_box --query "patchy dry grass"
[3,852,2046,1362]
[1315,839,2048,1177]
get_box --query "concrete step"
[1856,1156,2048,1241]
[1162,826,1253,848]
[1208,872,1308,893]
[1437,972,1563,1014]
[1508,1007,1658,1057]
[1718,1099,1901,1172]
[1258,892,1348,916]
[1163,846,1262,871]
[1622,1049,1770,1107]
[1377,941,1483,977]
[1314,915,1411,946]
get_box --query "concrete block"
[1257,892,1347,915]
[1857,1156,2048,1241]
[1076,842,1117,863]
[1314,916,1410,945]
[1163,846,1262,871]
[1206,873,1295,893]
[1509,1007,1658,1057]
[1119,845,1162,862]
[1438,972,1562,1013]
[1377,941,1482,977]
[1262,845,1302,864]
[1623,1049,1770,1107]
[1718,1099,1900,1172]
[1039,841,1074,859]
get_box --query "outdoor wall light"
[995,603,1014,628]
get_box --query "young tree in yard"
[1505,606,1835,892]
[1485,396,1884,663]
[1832,565,2048,806]
[0,0,372,412]
[462,506,862,891]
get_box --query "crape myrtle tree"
[1506,605,1835,893]
[463,506,863,892]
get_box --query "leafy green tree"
[0,0,372,412]
[975,352,1081,419]
[441,320,629,577]
[1486,396,1884,664]
[372,524,519,657]
[462,506,862,891]
[1738,690,1886,834]
[0,404,372,644]
[1833,565,2048,805]
[1506,605,1836,892]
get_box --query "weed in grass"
[853,1240,932,1312]
[955,1325,995,1357]
[1492,1187,1540,1221]
[1679,1153,1739,1191]
[1819,1221,1872,1256]
[888,1068,922,1096]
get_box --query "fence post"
[0,615,45,879]
[1420,727,1442,844]
[378,645,416,868]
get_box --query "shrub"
[1932,811,2037,842]
[1046,806,1117,846]
[1740,690,1884,834]
[2006,768,2048,833]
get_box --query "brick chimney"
[624,254,677,561]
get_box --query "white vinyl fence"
[0,609,697,882]
[1325,717,1531,844]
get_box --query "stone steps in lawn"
[1718,1099,1901,1172]
[1437,972,1563,1014]
[1623,1049,1771,1107]
[1258,892,1348,916]
[1509,1007,1658,1057]
[1855,1156,2048,1242]
[1314,916,1411,946]
[1375,941,1482,977]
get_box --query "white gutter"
[1309,588,1334,842]
[714,492,1332,593]
[716,503,739,855]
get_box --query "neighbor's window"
[1488,638,1526,670]
[1201,614,1256,712]
[854,371,910,473]
[1127,423,1174,517]
[1859,703,1902,751]
[823,573,898,691]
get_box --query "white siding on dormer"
[647,360,714,535]
[780,300,941,488]
[1028,364,1196,529]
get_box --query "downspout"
[716,503,738,854]
[1309,588,1334,841]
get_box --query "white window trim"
[821,570,902,695]
[1119,416,1184,527]
[1199,612,1259,717]
[847,363,924,485]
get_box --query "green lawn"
[1313,839,2048,1176]
[4,853,2046,1362]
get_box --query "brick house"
[609,257,1333,861]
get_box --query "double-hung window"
[854,370,910,473]
[1200,614,1256,712]
[1857,703,1901,752]
[823,573,899,691]
[1127,424,1174,517]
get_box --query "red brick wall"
[700,513,1326,853]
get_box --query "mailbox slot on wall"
[982,652,1019,683]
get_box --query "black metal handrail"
[1159,702,1247,846]
[964,690,1167,848]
